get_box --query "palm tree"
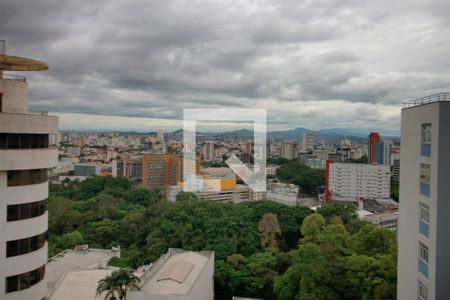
[96,274,118,300]
[113,268,141,300]
[96,268,140,300]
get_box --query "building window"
[6,231,47,258]
[7,169,48,187]
[0,133,49,149]
[7,200,46,222]
[5,265,45,293]
[420,164,430,197]
[418,242,429,278]
[418,280,428,300]
[421,124,431,157]
[419,202,430,238]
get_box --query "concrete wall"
[435,102,450,300]
[398,102,450,300]
[0,113,59,134]
[0,79,28,110]
[0,148,58,170]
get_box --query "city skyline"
[55,112,402,137]
[2,1,450,134]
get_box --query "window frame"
[418,280,428,300]
[420,164,431,185]
[419,241,429,264]
[421,124,432,144]
[5,265,45,293]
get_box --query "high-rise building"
[392,158,400,181]
[142,153,183,191]
[245,141,253,154]
[114,159,142,180]
[368,132,382,164]
[398,93,450,300]
[301,132,314,152]
[0,41,58,299]
[157,129,164,144]
[202,141,214,162]
[325,162,391,201]
[313,149,331,161]
[382,140,394,166]
[280,141,298,160]
[266,141,271,159]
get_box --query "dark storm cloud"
[1,0,450,132]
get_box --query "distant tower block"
[0,40,59,299]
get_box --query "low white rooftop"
[47,247,119,298]
[140,250,212,296]
[49,269,112,300]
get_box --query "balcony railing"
[1,107,48,116]
[0,73,26,82]
[402,93,450,108]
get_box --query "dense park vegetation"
[48,176,397,299]
[275,160,326,194]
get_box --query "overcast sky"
[1,0,449,134]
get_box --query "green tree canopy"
[300,213,326,244]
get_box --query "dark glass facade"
[0,133,48,149]
[7,169,48,186]
[6,231,47,258]
[7,200,46,222]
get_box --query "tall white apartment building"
[280,141,298,160]
[301,132,314,152]
[202,141,214,161]
[326,162,390,200]
[398,94,450,300]
[0,41,58,299]
[157,129,164,144]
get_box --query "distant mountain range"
[68,127,399,142]
[168,127,399,142]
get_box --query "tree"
[244,252,278,298]
[258,213,281,253]
[346,255,392,300]
[390,178,399,202]
[296,243,330,300]
[317,224,350,258]
[350,225,397,257]
[47,175,398,300]
[317,202,357,224]
[125,188,153,205]
[267,157,290,165]
[96,268,140,300]
[60,230,84,249]
[176,192,199,202]
[300,213,325,244]
[276,160,325,194]
[96,273,119,300]
[48,196,81,235]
